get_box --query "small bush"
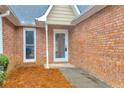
[0,54,9,86]
[0,54,9,71]
[0,72,5,86]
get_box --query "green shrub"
[0,72,5,86]
[0,54,9,71]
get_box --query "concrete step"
[44,63,75,68]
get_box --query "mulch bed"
[1,66,73,88]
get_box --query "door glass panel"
[26,46,34,59]
[25,31,35,59]
[26,31,34,44]
[55,33,65,58]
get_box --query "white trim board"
[72,5,107,25]
[53,29,69,62]
[36,5,53,21]
[23,28,36,63]
[0,17,3,54]
[72,5,80,15]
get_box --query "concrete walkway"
[59,68,111,88]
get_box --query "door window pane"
[26,31,34,44]
[55,33,65,58]
[26,46,34,59]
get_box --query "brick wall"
[2,18,46,71]
[2,18,17,72]
[70,6,124,87]
[12,27,46,67]
[2,17,72,72]
[36,27,46,65]
[14,27,23,66]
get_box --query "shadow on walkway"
[59,68,111,88]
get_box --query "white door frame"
[23,28,36,63]
[53,29,68,62]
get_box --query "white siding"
[0,17,3,54]
[47,5,76,25]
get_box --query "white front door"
[54,29,68,62]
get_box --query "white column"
[0,11,10,54]
[45,23,49,69]
[0,16,3,54]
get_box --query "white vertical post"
[45,23,49,69]
[0,16,3,54]
[0,11,10,54]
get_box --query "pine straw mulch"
[1,66,74,88]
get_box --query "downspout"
[0,10,10,54]
[45,22,49,69]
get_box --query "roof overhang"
[0,5,46,27]
[17,20,45,27]
[0,5,21,26]
[1,5,107,27]
[36,5,53,21]
[72,5,107,25]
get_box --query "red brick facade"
[2,18,72,72]
[2,18,17,72]
[13,27,46,66]
[2,5,124,87]
[70,6,124,87]
[2,18,46,71]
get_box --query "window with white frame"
[24,28,36,62]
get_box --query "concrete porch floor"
[59,68,111,88]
